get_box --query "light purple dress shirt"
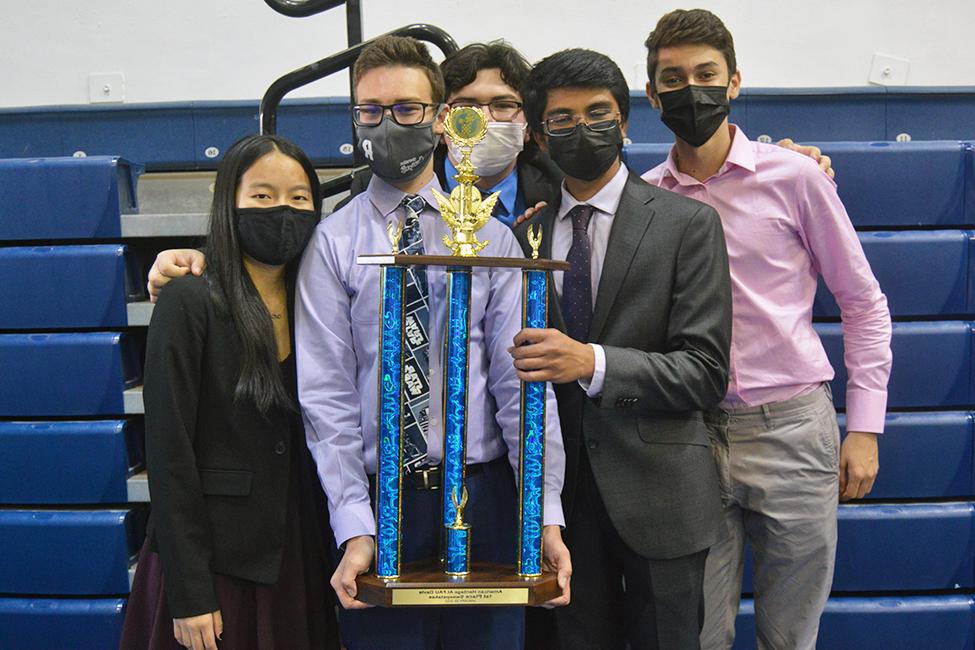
[642,126,892,433]
[295,174,566,546]
[550,163,630,397]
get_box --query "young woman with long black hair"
[121,134,339,650]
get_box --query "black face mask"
[547,122,623,181]
[236,205,319,266]
[657,85,730,147]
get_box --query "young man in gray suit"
[512,48,732,649]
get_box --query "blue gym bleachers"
[0,245,144,328]
[816,321,975,409]
[0,156,139,240]
[836,412,975,500]
[0,421,143,504]
[0,509,143,595]
[814,231,975,317]
[0,332,141,416]
[0,598,127,650]
[734,596,975,650]
[2,88,975,648]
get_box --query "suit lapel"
[537,201,568,333]
[589,174,656,342]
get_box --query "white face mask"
[448,121,526,177]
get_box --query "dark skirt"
[120,460,340,650]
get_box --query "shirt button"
[587,439,599,450]
[274,441,287,455]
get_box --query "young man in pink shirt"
[641,9,892,650]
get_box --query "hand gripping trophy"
[356,107,567,606]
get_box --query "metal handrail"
[259,23,458,136]
[263,0,346,17]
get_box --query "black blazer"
[338,142,563,211]
[143,274,305,618]
[514,170,732,560]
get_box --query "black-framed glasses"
[542,109,621,137]
[449,100,523,122]
[352,102,441,127]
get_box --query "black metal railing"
[259,23,457,136]
[264,0,362,49]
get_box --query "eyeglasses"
[449,100,523,122]
[352,102,441,127]
[542,109,621,137]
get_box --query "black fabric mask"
[356,116,440,183]
[236,205,319,266]
[547,122,623,181]
[657,85,730,147]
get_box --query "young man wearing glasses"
[295,35,571,650]
[641,10,891,649]
[512,47,732,649]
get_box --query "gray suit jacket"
[514,170,732,559]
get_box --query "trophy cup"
[355,106,569,606]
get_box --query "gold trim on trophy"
[526,225,543,260]
[387,219,404,254]
[432,106,500,257]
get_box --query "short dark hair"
[521,48,630,132]
[645,9,737,87]
[352,35,446,102]
[441,40,532,100]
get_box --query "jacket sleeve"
[143,276,218,618]
[599,204,732,412]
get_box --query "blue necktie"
[398,195,430,471]
[562,205,594,343]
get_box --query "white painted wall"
[2,0,973,109]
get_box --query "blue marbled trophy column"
[442,268,473,575]
[375,266,405,579]
[518,269,548,577]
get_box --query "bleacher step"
[123,386,143,415]
[126,471,149,502]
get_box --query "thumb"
[341,563,359,597]
[838,455,848,493]
[212,611,223,639]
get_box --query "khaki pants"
[701,384,840,650]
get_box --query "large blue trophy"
[356,107,568,606]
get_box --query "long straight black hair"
[206,134,322,414]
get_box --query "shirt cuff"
[331,502,377,548]
[577,344,606,397]
[543,493,566,528]
[844,388,888,434]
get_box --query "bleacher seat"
[0,509,144,595]
[0,245,144,328]
[816,321,974,408]
[739,502,974,593]
[0,156,139,240]
[0,598,126,650]
[0,421,143,504]
[744,87,888,142]
[814,230,975,317]
[837,412,975,500]
[886,87,975,141]
[817,141,973,228]
[0,332,141,416]
[621,143,670,175]
[734,596,975,650]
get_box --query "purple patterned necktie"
[562,204,595,343]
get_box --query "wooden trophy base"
[355,560,561,607]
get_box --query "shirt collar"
[662,123,756,186]
[366,172,443,218]
[557,162,628,221]
[444,155,520,218]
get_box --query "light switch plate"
[868,54,910,86]
[89,73,125,103]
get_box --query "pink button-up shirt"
[642,126,892,433]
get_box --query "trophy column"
[518,269,548,577]
[442,267,473,576]
[375,265,406,579]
